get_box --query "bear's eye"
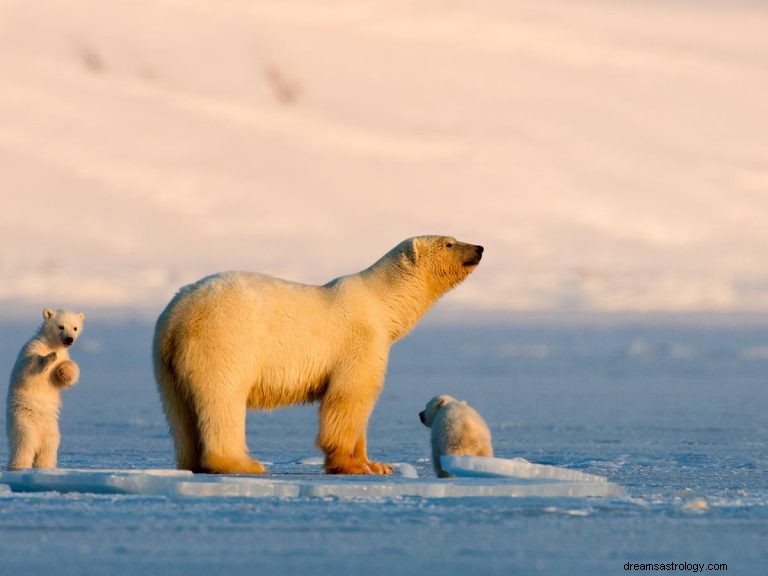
[58,325,65,330]
[73,327,78,332]
[445,242,454,248]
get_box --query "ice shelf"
[441,455,609,483]
[0,465,625,499]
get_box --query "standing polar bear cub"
[419,395,493,478]
[6,308,84,470]
[154,235,483,475]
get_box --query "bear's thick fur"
[6,308,84,470]
[419,394,493,478]
[153,235,483,475]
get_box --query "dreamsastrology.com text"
[624,562,727,572]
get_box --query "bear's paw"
[52,360,80,388]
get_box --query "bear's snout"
[63,336,74,346]
[463,244,484,267]
[419,410,426,425]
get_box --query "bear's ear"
[403,238,418,265]
[435,396,450,410]
[43,308,54,320]
[78,312,85,321]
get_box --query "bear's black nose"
[419,411,426,424]
[63,336,74,346]
[463,244,484,267]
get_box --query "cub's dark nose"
[63,336,74,346]
[419,411,426,424]
[476,245,484,257]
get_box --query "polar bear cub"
[6,308,84,470]
[419,395,493,477]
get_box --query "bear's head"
[403,235,483,295]
[42,308,85,348]
[419,394,459,428]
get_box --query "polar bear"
[6,308,84,470]
[419,395,493,477]
[154,235,483,475]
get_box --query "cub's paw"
[38,351,57,371]
[52,360,80,388]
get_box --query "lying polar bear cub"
[419,395,493,478]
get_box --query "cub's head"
[419,394,459,428]
[42,308,85,348]
[398,235,483,294]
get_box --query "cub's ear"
[43,308,54,320]
[78,312,85,321]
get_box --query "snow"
[393,462,419,479]
[0,320,766,575]
[1,0,768,316]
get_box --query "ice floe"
[441,455,610,483]
[0,459,625,499]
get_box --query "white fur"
[154,235,483,475]
[6,308,84,470]
[419,394,493,478]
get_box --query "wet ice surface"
[0,320,766,574]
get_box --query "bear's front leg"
[353,435,393,475]
[33,351,57,374]
[51,360,80,388]
[317,386,392,476]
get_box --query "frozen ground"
[0,319,766,575]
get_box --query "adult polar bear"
[153,236,483,475]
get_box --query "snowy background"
[1,1,767,574]
[1,0,767,317]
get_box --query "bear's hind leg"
[161,388,202,471]
[201,452,267,475]
[8,418,40,470]
[195,394,266,475]
[33,424,60,469]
